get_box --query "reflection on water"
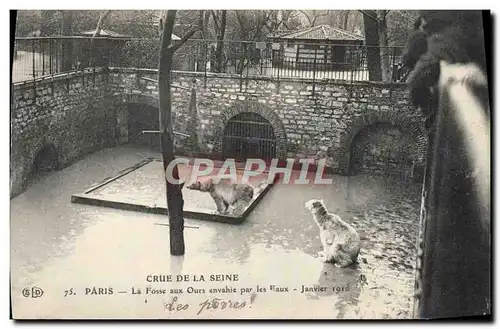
[11,145,421,319]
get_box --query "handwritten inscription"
[164,296,248,315]
[197,298,247,315]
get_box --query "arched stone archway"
[24,140,61,187]
[111,93,160,147]
[337,112,427,175]
[222,112,277,161]
[212,100,287,160]
[32,143,60,173]
[111,92,194,151]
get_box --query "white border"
[2,3,498,328]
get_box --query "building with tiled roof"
[267,25,365,71]
[268,25,364,41]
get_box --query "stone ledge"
[12,67,107,90]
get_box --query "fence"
[413,62,490,319]
[12,36,127,83]
[12,36,407,84]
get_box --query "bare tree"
[60,11,74,71]
[342,11,350,30]
[231,10,271,73]
[377,10,391,82]
[89,10,111,69]
[298,10,331,27]
[194,10,211,72]
[211,10,227,72]
[91,10,111,39]
[264,10,301,31]
[232,10,271,40]
[158,10,200,255]
[361,10,382,81]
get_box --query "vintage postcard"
[9,9,491,320]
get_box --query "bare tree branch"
[170,26,200,53]
[91,10,112,38]
[312,10,330,26]
[211,10,220,31]
[89,10,112,68]
[298,10,313,26]
[358,10,380,23]
[299,9,331,27]
[343,11,350,30]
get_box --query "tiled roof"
[267,25,364,41]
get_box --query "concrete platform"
[70,158,273,224]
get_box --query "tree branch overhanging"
[91,10,112,38]
[89,10,112,68]
[358,10,380,23]
[211,10,220,31]
[299,9,331,27]
[170,27,200,53]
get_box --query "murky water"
[10,145,422,319]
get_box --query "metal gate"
[222,112,276,161]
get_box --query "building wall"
[10,73,118,197]
[108,69,427,175]
[11,68,427,197]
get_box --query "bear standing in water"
[305,199,361,268]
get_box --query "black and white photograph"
[8,7,491,320]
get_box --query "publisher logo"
[165,157,333,186]
[22,287,44,298]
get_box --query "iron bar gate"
[222,112,276,162]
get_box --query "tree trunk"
[362,10,382,81]
[343,11,350,30]
[40,11,54,36]
[378,10,391,82]
[89,10,111,69]
[238,42,247,75]
[214,10,227,73]
[61,11,73,71]
[187,81,199,152]
[159,10,185,256]
[195,10,209,72]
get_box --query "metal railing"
[12,36,407,84]
[12,36,126,83]
[413,62,491,319]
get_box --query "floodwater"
[82,158,272,217]
[10,145,422,319]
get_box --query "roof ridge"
[326,25,363,39]
[303,25,319,34]
[266,23,364,41]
